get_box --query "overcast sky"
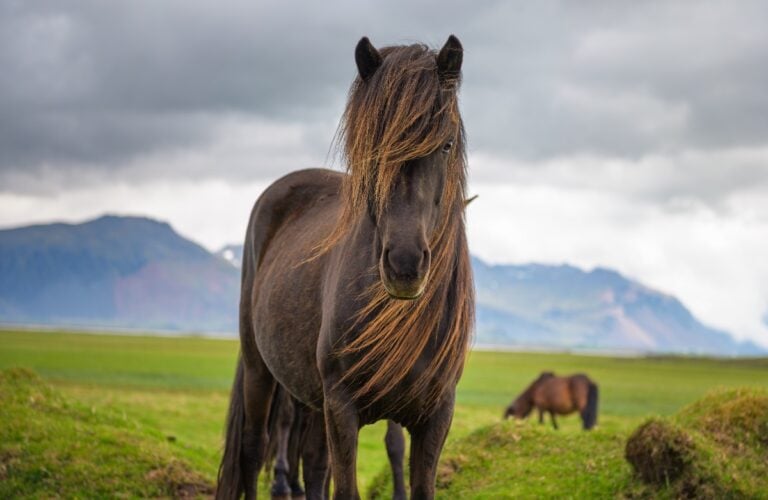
[1,0,767,347]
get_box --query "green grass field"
[2,329,767,498]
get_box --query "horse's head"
[344,35,465,300]
[504,397,534,420]
[373,133,454,300]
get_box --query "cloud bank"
[1,0,767,346]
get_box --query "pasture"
[2,329,767,497]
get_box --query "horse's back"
[533,376,569,413]
[244,168,343,271]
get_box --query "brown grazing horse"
[504,372,599,430]
[216,35,474,499]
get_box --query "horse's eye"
[442,140,454,154]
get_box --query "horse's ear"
[355,36,382,81]
[437,34,463,81]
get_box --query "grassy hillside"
[1,329,767,497]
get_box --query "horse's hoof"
[271,485,292,500]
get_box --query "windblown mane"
[329,43,474,415]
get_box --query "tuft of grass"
[626,387,768,499]
[625,419,702,487]
[0,368,213,498]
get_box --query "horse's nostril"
[386,246,425,279]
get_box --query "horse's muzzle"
[380,246,430,300]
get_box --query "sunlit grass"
[2,328,767,497]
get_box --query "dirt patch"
[625,419,696,485]
[145,460,214,498]
[436,454,468,490]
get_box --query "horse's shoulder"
[251,169,342,223]
[244,168,344,269]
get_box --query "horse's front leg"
[408,397,454,500]
[323,390,360,499]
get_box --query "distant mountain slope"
[216,244,243,268]
[0,216,238,332]
[472,258,762,355]
[217,243,761,355]
[1,216,762,354]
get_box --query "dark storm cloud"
[2,0,768,192]
[0,0,356,169]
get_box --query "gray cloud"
[2,0,768,194]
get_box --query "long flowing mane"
[329,43,474,414]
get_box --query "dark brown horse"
[504,372,599,430]
[216,35,473,499]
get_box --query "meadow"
[2,328,767,498]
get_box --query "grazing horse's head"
[339,35,466,300]
[504,397,534,420]
[504,372,554,420]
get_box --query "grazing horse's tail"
[581,381,599,430]
[216,356,246,499]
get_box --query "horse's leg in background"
[408,400,454,500]
[538,409,544,424]
[301,409,329,500]
[286,401,305,498]
[270,389,295,500]
[385,421,407,500]
[549,411,558,430]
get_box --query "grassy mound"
[369,416,637,498]
[625,419,697,485]
[0,368,213,498]
[368,389,767,498]
[626,387,768,498]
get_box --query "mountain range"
[0,215,763,355]
[472,258,761,355]
[0,216,239,332]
